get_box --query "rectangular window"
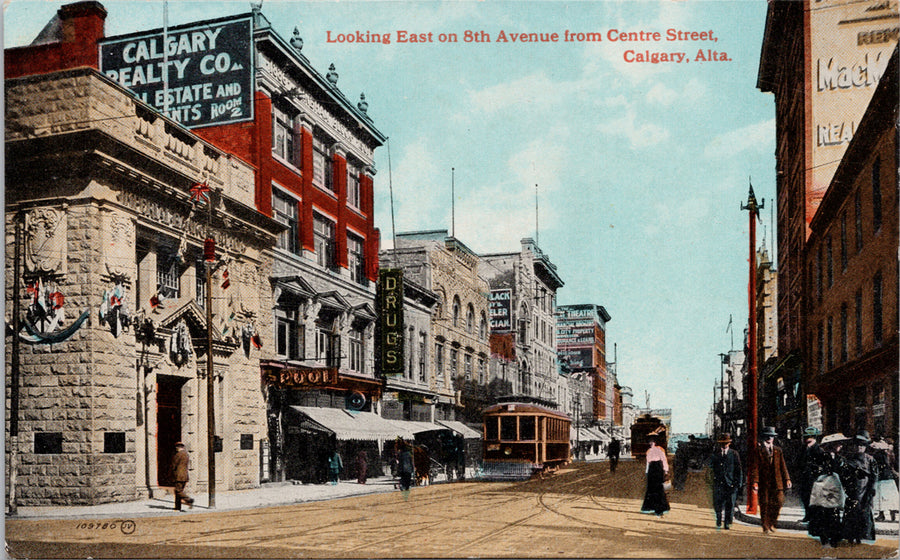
[465,353,473,380]
[35,432,63,454]
[478,358,486,384]
[316,326,339,367]
[855,289,863,357]
[348,233,366,285]
[350,328,364,373]
[816,246,822,302]
[104,432,126,453]
[195,259,207,309]
[450,348,458,379]
[272,106,296,165]
[312,136,334,193]
[817,323,824,374]
[418,333,427,383]
[827,316,834,369]
[873,271,883,346]
[273,189,299,254]
[826,236,833,288]
[872,157,882,232]
[855,190,863,252]
[840,213,848,271]
[347,164,361,209]
[840,304,848,363]
[313,213,335,269]
[276,308,302,360]
[435,343,444,380]
[156,245,180,299]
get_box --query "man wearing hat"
[751,426,791,534]
[171,441,194,511]
[709,432,742,529]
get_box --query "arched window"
[479,312,488,340]
[517,302,529,342]
[452,295,461,327]
[466,304,475,334]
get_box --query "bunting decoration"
[99,283,131,338]
[20,279,89,345]
[242,323,263,358]
[220,266,230,290]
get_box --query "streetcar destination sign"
[99,15,254,128]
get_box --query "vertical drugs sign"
[376,269,404,376]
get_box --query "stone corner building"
[5,4,283,504]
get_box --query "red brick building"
[804,51,898,438]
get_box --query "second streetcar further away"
[481,402,571,480]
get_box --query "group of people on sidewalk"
[798,427,898,548]
[631,425,898,548]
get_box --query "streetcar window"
[520,416,535,440]
[500,416,517,440]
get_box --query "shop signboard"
[99,15,254,127]
[377,269,405,376]
[489,289,512,331]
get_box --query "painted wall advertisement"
[99,15,254,127]
[489,289,512,332]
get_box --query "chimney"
[59,1,107,64]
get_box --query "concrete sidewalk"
[6,476,403,520]
[733,490,899,537]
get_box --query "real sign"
[99,15,254,128]
[377,269,404,376]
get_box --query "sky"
[4,0,778,433]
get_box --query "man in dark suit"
[172,442,194,511]
[751,426,792,534]
[608,439,621,473]
[710,433,742,529]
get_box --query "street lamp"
[741,182,763,515]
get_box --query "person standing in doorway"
[171,442,194,511]
[356,450,368,485]
[608,439,621,473]
[751,426,792,534]
[709,433,742,530]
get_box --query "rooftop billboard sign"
[99,15,254,128]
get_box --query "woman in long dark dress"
[641,435,670,516]
[842,431,878,544]
[806,434,846,548]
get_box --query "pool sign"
[100,15,254,128]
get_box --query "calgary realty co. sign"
[99,15,254,128]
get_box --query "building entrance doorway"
[157,375,185,486]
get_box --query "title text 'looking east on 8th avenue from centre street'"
[325,29,730,63]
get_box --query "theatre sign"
[99,14,254,127]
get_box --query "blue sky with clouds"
[5,0,777,433]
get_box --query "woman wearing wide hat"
[807,433,847,548]
[842,430,878,544]
[640,433,670,517]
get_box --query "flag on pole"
[190,181,210,203]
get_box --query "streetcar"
[630,413,668,456]
[481,401,571,480]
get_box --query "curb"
[734,509,899,536]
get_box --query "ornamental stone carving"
[24,207,66,276]
[102,209,135,280]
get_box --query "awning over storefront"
[436,420,482,439]
[288,406,454,442]
[571,427,607,442]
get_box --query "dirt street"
[7,460,898,558]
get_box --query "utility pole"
[741,182,763,515]
[205,239,216,509]
[719,353,727,434]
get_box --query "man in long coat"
[172,442,194,511]
[751,426,791,534]
[710,433,742,529]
